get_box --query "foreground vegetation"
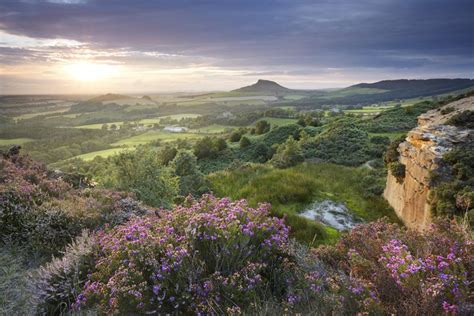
[1,82,473,314]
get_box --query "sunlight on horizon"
[63,62,120,82]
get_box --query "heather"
[317,219,473,314]
[75,194,294,314]
[0,150,148,256]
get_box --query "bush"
[384,135,406,165]
[33,231,97,315]
[317,219,473,314]
[301,121,374,166]
[75,195,292,314]
[229,130,243,142]
[255,120,271,135]
[271,136,304,169]
[430,144,474,218]
[239,136,251,148]
[171,151,208,197]
[446,110,474,129]
[111,149,178,208]
[388,162,406,183]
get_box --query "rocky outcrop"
[384,97,474,230]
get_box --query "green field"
[112,131,202,147]
[0,138,34,146]
[14,108,70,120]
[73,148,128,161]
[189,124,230,134]
[74,113,201,129]
[256,117,297,126]
[369,132,406,140]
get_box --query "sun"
[64,62,119,81]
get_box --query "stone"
[384,96,474,230]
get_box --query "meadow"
[209,162,397,243]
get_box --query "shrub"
[440,106,455,115]
[255,120,271,135]
[75,195,292,314]
[384,135,406,165]
[388,162,406,183]
[229,130,243,142]
[271,136,304,169]
[158,145,177,165]
[430,144,474,218]
[33,231,97,315]
[252,142,273,163]
[111,149,178,207]
[446,110,474,129]
[170,150,208,197]
[301,121,373,166]
[239,136,251,148]
[317,219,473,315]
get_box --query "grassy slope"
[0,138,33,145]
[209,162,397,244]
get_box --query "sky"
[0,0,473,94]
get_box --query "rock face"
[384,96,474,230]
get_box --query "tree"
[101,123,109,130]
[159,145,178,165]
[270,136,304,168]
[255,120,271,135]
[171,151,208,196]
[213,138,228,151]
[229,130,243,142]
[111,149,178,207]
[239,136,251,148]
[110,124,117,130]
[193,137,217,159]
[253,142,272,162]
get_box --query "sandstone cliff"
[384,96,474,230]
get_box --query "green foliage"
[171,150,208,197]
[388,162,406,183]
[252,142,273,163]
[384,135,406,165]
[110,149,178,207]
[301,121,374,166]
[271,136,304,168]
[446,110,474,129]
[430,144,474,218]
[262,124,302,147]
[209,163,396,244]
[239,136,251,148]
[158,145,177,165]
[357,100,437,133]
[229,130,243,142]
[0,244,38,315]
[193,136,227,159]
[255,119,271,134]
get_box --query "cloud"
[0,0,472,93]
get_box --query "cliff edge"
[384,96,474,229]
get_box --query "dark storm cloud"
[0,0,473,76]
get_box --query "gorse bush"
[75,194,292,314]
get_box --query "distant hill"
[351,79,474,95]
[233,79,293,94]
[88,93,132,102]
[291,78,474,108]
